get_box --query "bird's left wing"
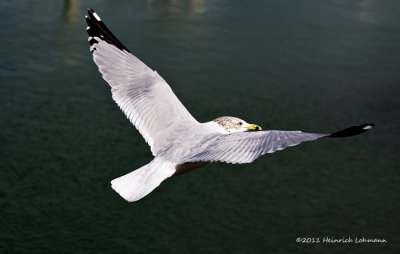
[85,9,198,155]
[184,124,374,164]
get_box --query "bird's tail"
[111,158,176,202]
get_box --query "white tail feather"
[111,158,175,202]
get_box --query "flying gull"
[85,9,374,202]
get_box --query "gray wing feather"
[90,38,198,156]
[186,131,327,164]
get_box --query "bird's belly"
[172,161,211,177]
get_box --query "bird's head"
[213,116,262,134]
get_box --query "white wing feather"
[86,11,198,156]
[185,131,327,164]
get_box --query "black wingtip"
[85,8,131,53]
[328,123,375,138]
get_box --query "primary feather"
[86,9,198,156]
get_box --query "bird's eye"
[237,122,242,126]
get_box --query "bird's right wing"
[185,124,374,164]
[85,9,198,155]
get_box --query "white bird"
[85,9,374,202]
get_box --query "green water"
[1,0,399,253]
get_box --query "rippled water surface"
[1,0,399,253]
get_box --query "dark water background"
[1,0,399,253]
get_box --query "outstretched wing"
[185,123,374,164]
[85,9,198,155]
